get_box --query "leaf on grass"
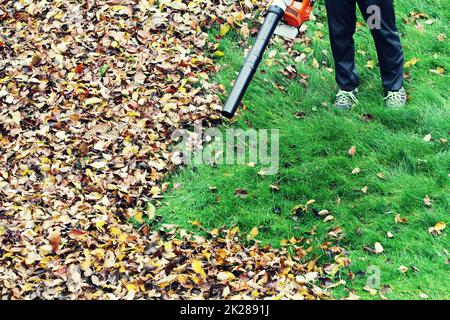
[430,67,445,75]
[366,60,375,69]
[428,222,446,235]
[348,146,357,157]
[312,59,320,69]
[404,58,419,68]
[247,226,259,240]
[423,134,432,142]
[328,227,342,238]
[424,195,432,207]
[234,188,248,198]
[376,173,385,180]
[374,242,384,254]
[318,209,330,216]
[395,214,408,224]
[220,23,231,36]
[145,203,156,220]
[399,265,408,273]
[212,50,225,58]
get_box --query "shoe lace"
[335,90,358,105]
[384,91,404,104]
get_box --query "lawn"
[156,0,449,299]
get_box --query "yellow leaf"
[434,221,446,231]
[220,23,231,36]
[96,221,106,229]
[212,50,224,58]
[133,212,144,224]
[111,5,127,11]
[430,66,445,75]
[145,203,156,219]
[429,221,446,235]
[126,283,139,292]
[366,60,375,69]
[190,220,202,227]
[404,58,419,68]
[191,260,206,278]
[110,227,121,236]
[247,226,259,240]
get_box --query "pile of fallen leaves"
[0,0,345,299]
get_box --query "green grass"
[156,0,450,299]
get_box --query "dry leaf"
[318,209,330,216]
[247,226,259,240]
[395,214,408,224]
[399,266,408,273]
[192,260,206,278]
[428,222,446,235]
[404,58,419,68]
[376,173,385,180]
[366,60,375,69]
[374,242,384,254]
[423,134,432,142]
[348,146,356,157]
[424,195,432,207]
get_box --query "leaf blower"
[221,0,316,118]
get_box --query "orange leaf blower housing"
[283,0,315,28]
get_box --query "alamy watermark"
[366,5,381,30]
[171,123,279,175]
[366,265,381,289]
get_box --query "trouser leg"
[325,0,358,91]
[357,0,404,91]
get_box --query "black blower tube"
[221,5,284,118]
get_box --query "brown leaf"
[348,146,357,157]
[328,227,343,238]
[395,214,408,224]
[234,188,248,198]
[424,195,432,207]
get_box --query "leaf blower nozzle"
[221,0,316,119]
[221,5,284,119]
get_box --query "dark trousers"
[325,0,404,91]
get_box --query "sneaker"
[333,88,359,110]
[384,87,406,108]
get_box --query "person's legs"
[325,0,358,91]
[357,0,404,91]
